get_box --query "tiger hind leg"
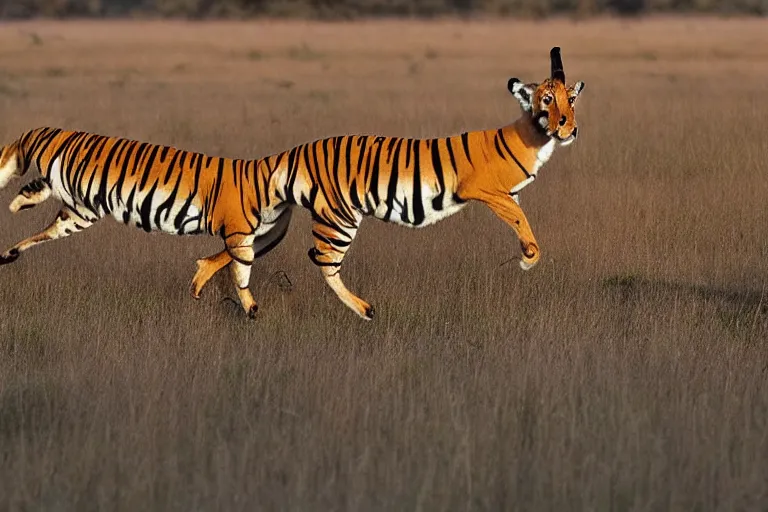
[191,207,292,300]
[9,179,52,213]
[309,216,374,320]
[0,206,96,265]
[225,232,258,318]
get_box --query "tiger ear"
[508,78,536,113]
[568,81,585,103]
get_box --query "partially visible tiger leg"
[191,207,293,299]
[225,233,258,318]
[191,250,230,299]
[309,216,374,320]
[0,207,95,265]
[9,179,52,213]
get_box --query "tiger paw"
[0,249,20,265]
[519,243,540,271]
[190,279,204,300]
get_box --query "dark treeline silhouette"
[0,0,766,19]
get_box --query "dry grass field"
[0,17,767,511]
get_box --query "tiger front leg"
[0,207,96,265]
[9,179,52,213]
[308,216,373,320]
[482,194,541,270]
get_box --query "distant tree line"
[1,0,766,19]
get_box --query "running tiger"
[0,47,583,320]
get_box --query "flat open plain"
[0,17,767,511]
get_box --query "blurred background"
[1,0,767,19]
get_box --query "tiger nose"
[559,115,567,126]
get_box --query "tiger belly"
[108,194,204,235]
[370,181,465,228]
[419,198,466,227]
[44,157,205,235]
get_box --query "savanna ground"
[0,17,767,511]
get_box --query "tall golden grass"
[0,18,766,510]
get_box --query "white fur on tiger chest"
[509,139,556,196]
[532,139,555,175]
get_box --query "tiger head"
[507,47,585,146]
